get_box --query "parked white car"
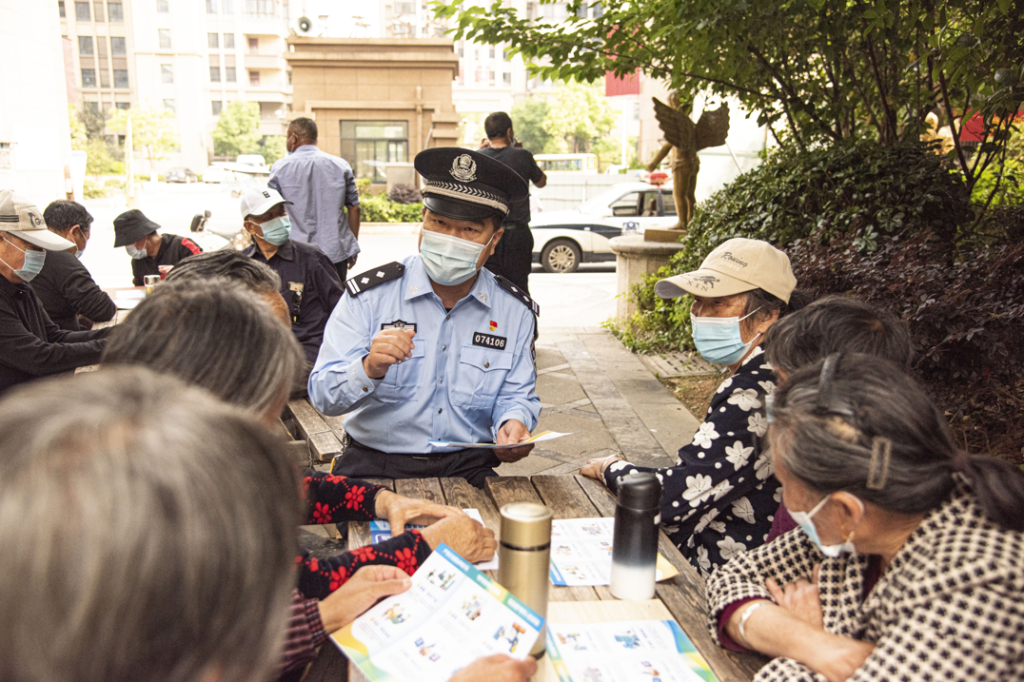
[530,183,678,273]
[202,165,229,183]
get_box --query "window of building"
[502,49,511,61]
[81,68,96,87]
[206,0,217,13]
[210,67,221,82]
[85,101,100,112]
[395,1,414,14]
[458,46,464,57]
[502,72,511,85]
[59,2,66,18]
[340,120,409,184]
[592,2,603,17]
[225,67,236,82]
[244,0,275,17]
[99,67,111,88]
[115,102,130,110]
[161,63,173,83]
[222,0,233,12]
[156,0,169,12]
[158,29,171,48]
[249,70,260,86]
[0,143,10,171]
[94,0,104,22]
[474,48,479,60]
[223,33,234,48]
[212,101,223,116]
[208,32,219,48]
[75,2,90,20]
[247,37,258,53]
[108,2,122,22]
[113,69,129,88]
[488,46,495,59]
[78,36,93,55]
[163,99,175,112]
[110,36,126,55]
[287,70,292,85]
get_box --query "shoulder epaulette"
[345,261,405,297]
[494,275,540,316]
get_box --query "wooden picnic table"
[300,474,767,682]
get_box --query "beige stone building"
[285,37,460,187]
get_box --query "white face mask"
[419,229,492,286]
[789,494,863,558]
[126,243,148,260]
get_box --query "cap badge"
[28,212,42,227]
[450,154,478,183]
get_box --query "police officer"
[240,187,343,395]
[309,148,541,487]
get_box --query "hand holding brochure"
[332,544,544,682]
[428,430,574,450]
[370,509,499,571]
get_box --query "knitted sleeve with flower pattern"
[302,469,383,524]
[603,347,781,578]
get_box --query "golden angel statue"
[646,95,731,230]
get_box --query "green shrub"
[82,179,108,199]
[609,139,974,353]
[360,192,423,223]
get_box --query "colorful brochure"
[428,430,574,449]
[548,518,679,587]
[370,509,499,571]
[547,620,719,682]
[332,543,544,682]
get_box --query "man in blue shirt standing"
[269,117,361,282]
[309,148,541,487]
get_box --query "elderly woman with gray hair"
[101,279,498,674]
[708,354,1024,682]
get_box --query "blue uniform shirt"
[308,255,540,453]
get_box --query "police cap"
[414,147,528,223]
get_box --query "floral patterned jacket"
[603,346,778,578]
[297,469,433,599]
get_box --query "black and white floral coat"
[705,478,1024,681]
[603,345,779,577]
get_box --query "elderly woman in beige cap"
[582,238,806,577]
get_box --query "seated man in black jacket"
[30,200,116,330]
[0,190,111,395]
[113,208,202,286]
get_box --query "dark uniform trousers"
[332,438,503,489]
[485,222,534,295]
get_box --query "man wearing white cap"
[240,187,343,394]
[0,190,111,394]
[582,238,807,576]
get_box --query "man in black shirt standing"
[479,111,547,294]
[30,201,116,330]
[0,190,111,395]
[112,209,203,285]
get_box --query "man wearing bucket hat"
[0,189,112,394]
[582,238,809,576]
[309,148,541,487]
[240,187,343,395]
[113,208,202,286]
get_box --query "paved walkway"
[495,327,699,476]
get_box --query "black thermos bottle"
[610,472,662,600]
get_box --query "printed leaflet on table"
[549,518,679,587]
[547,620,719,682]
[370,509,498,571]
[428,430,574,449]
[332,543,544,682]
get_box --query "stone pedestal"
[609,235,685,321]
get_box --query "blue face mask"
[789,494,862,558]
[126,243,148,260]
[256,216,291,246]
[1,237,46,283]
[419,229,492,286]
[690,308,761,365]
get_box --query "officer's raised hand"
[363,329,416,379]
[495,419,535,463]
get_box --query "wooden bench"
[285,399,345,464]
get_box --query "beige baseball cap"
[655,238,797,303]
[0,189,74,250]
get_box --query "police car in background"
[531,183,677,273]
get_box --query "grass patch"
[659,373,721,419]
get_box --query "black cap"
[414,147,527,222]
[113,209,160,248]
[617,472,662,511]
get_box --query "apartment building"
[58,0,293,171]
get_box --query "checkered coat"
[706,478,1024,681]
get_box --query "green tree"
[436,0,1024,197]
[509,97,551,152]
[211,101,261,157]
[258,135,287,166]
[106,105,178,174]
[84,137,124,177]
[69,105,88,151]
[540,80,615,153]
